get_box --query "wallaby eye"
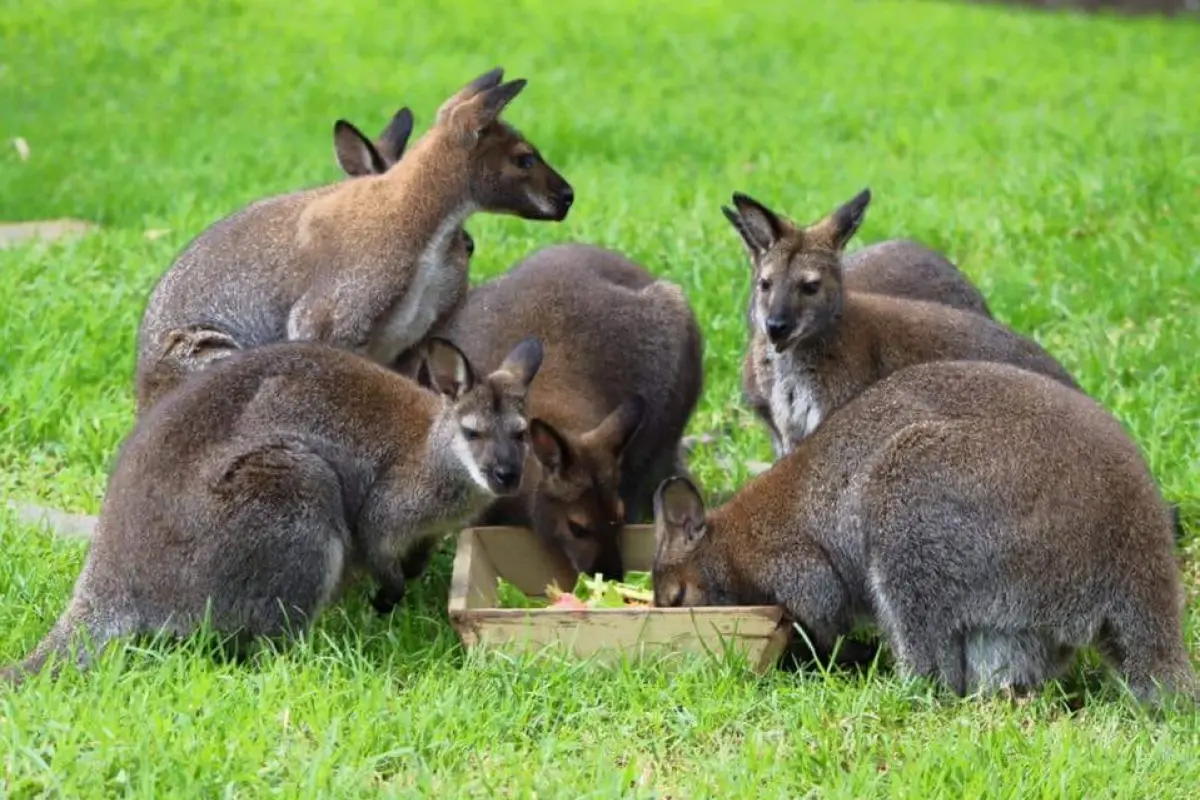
[758,278,772,293]
[799,279,821,296]
[461,427,481,442]
[511,428,527,443]
[567,521,592,538]
[514,153,537,170]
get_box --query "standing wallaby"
[723,189,1079,455]
[135,67,572,412]
[727,193,994,458]
[332,105,475,352]
[404,244,704,580]
[1,336,544,687]
[653,359,1195,704]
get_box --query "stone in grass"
[7,501,97,539]
[0,219,98,250]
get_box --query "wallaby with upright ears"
[723,188,1079,456]
[404,244,704,580]
[1,335,544,687]
[653,359,1195,705]
[728,193,995,458]
[332,105,476,349]
[135,67,572,412]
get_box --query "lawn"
[2,0,1199,795]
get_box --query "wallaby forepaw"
[370,585,405,615]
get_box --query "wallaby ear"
[375,107,415,165]
[495,336,544,389]
[419,337,476,400]
[721,205,762,261]
[810,188,871,251]
[729,192,786,254]
[451,79,527,137]
[583,394,646,463]
[530,418,572,475]
[653,477,708,557]
[333,120,388,177]
[436,66,505,122]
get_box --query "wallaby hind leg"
[203,438,351,641]
[963,629,1076,695]
[1098,596,1197,706]
[868,565,970,695]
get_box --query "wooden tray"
[447,525,792,673]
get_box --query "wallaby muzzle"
[484,440,525,495]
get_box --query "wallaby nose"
[490,464,521,493]
[557,185,575,215]
[765,316,792,343]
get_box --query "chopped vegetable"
[496,571,654,609]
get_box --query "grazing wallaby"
[1,336,544,687]
[653,359,1196,704]
[723,188,1079,455]
[332,106,475,349]
[134,66,572,412]
[406,244,704,580]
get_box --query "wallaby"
[1,335,544,687]
[134,66,572,412]
[332,105,475,351]
[723,188,1079,455]
[402,244,704,580]
[728,195,993,458]
[653,359,1196,704]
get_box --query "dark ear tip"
[333,119,353,133]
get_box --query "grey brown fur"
[1,336,544,687]
[725,189,1078,455]
[653,359,1195,704]
[402,243,704,579]
[135,67,571,413]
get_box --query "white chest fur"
[366,209,470,365]
[768,349,823,453]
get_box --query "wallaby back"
[135,67,571,413]
[420,243,704,579]
[2,336,543,687]
[654,360,1194,704]
[724,189,1078,454]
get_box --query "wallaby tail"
[0,601,122,689]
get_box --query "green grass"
[2,0,1199,795]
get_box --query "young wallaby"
[134,67,572,412]
[1,335,544,687]
[728,194,994,457]
[653,359,1195,704]
[723,189,1079,455]
[405,244,704,580]
[332,105,475,352]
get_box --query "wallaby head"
[417,335,544,496]
[431,67,574,221]
[526,395,647,579]
[332,107,477,263]
[724,188,871,352]
[651,476,734,608]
